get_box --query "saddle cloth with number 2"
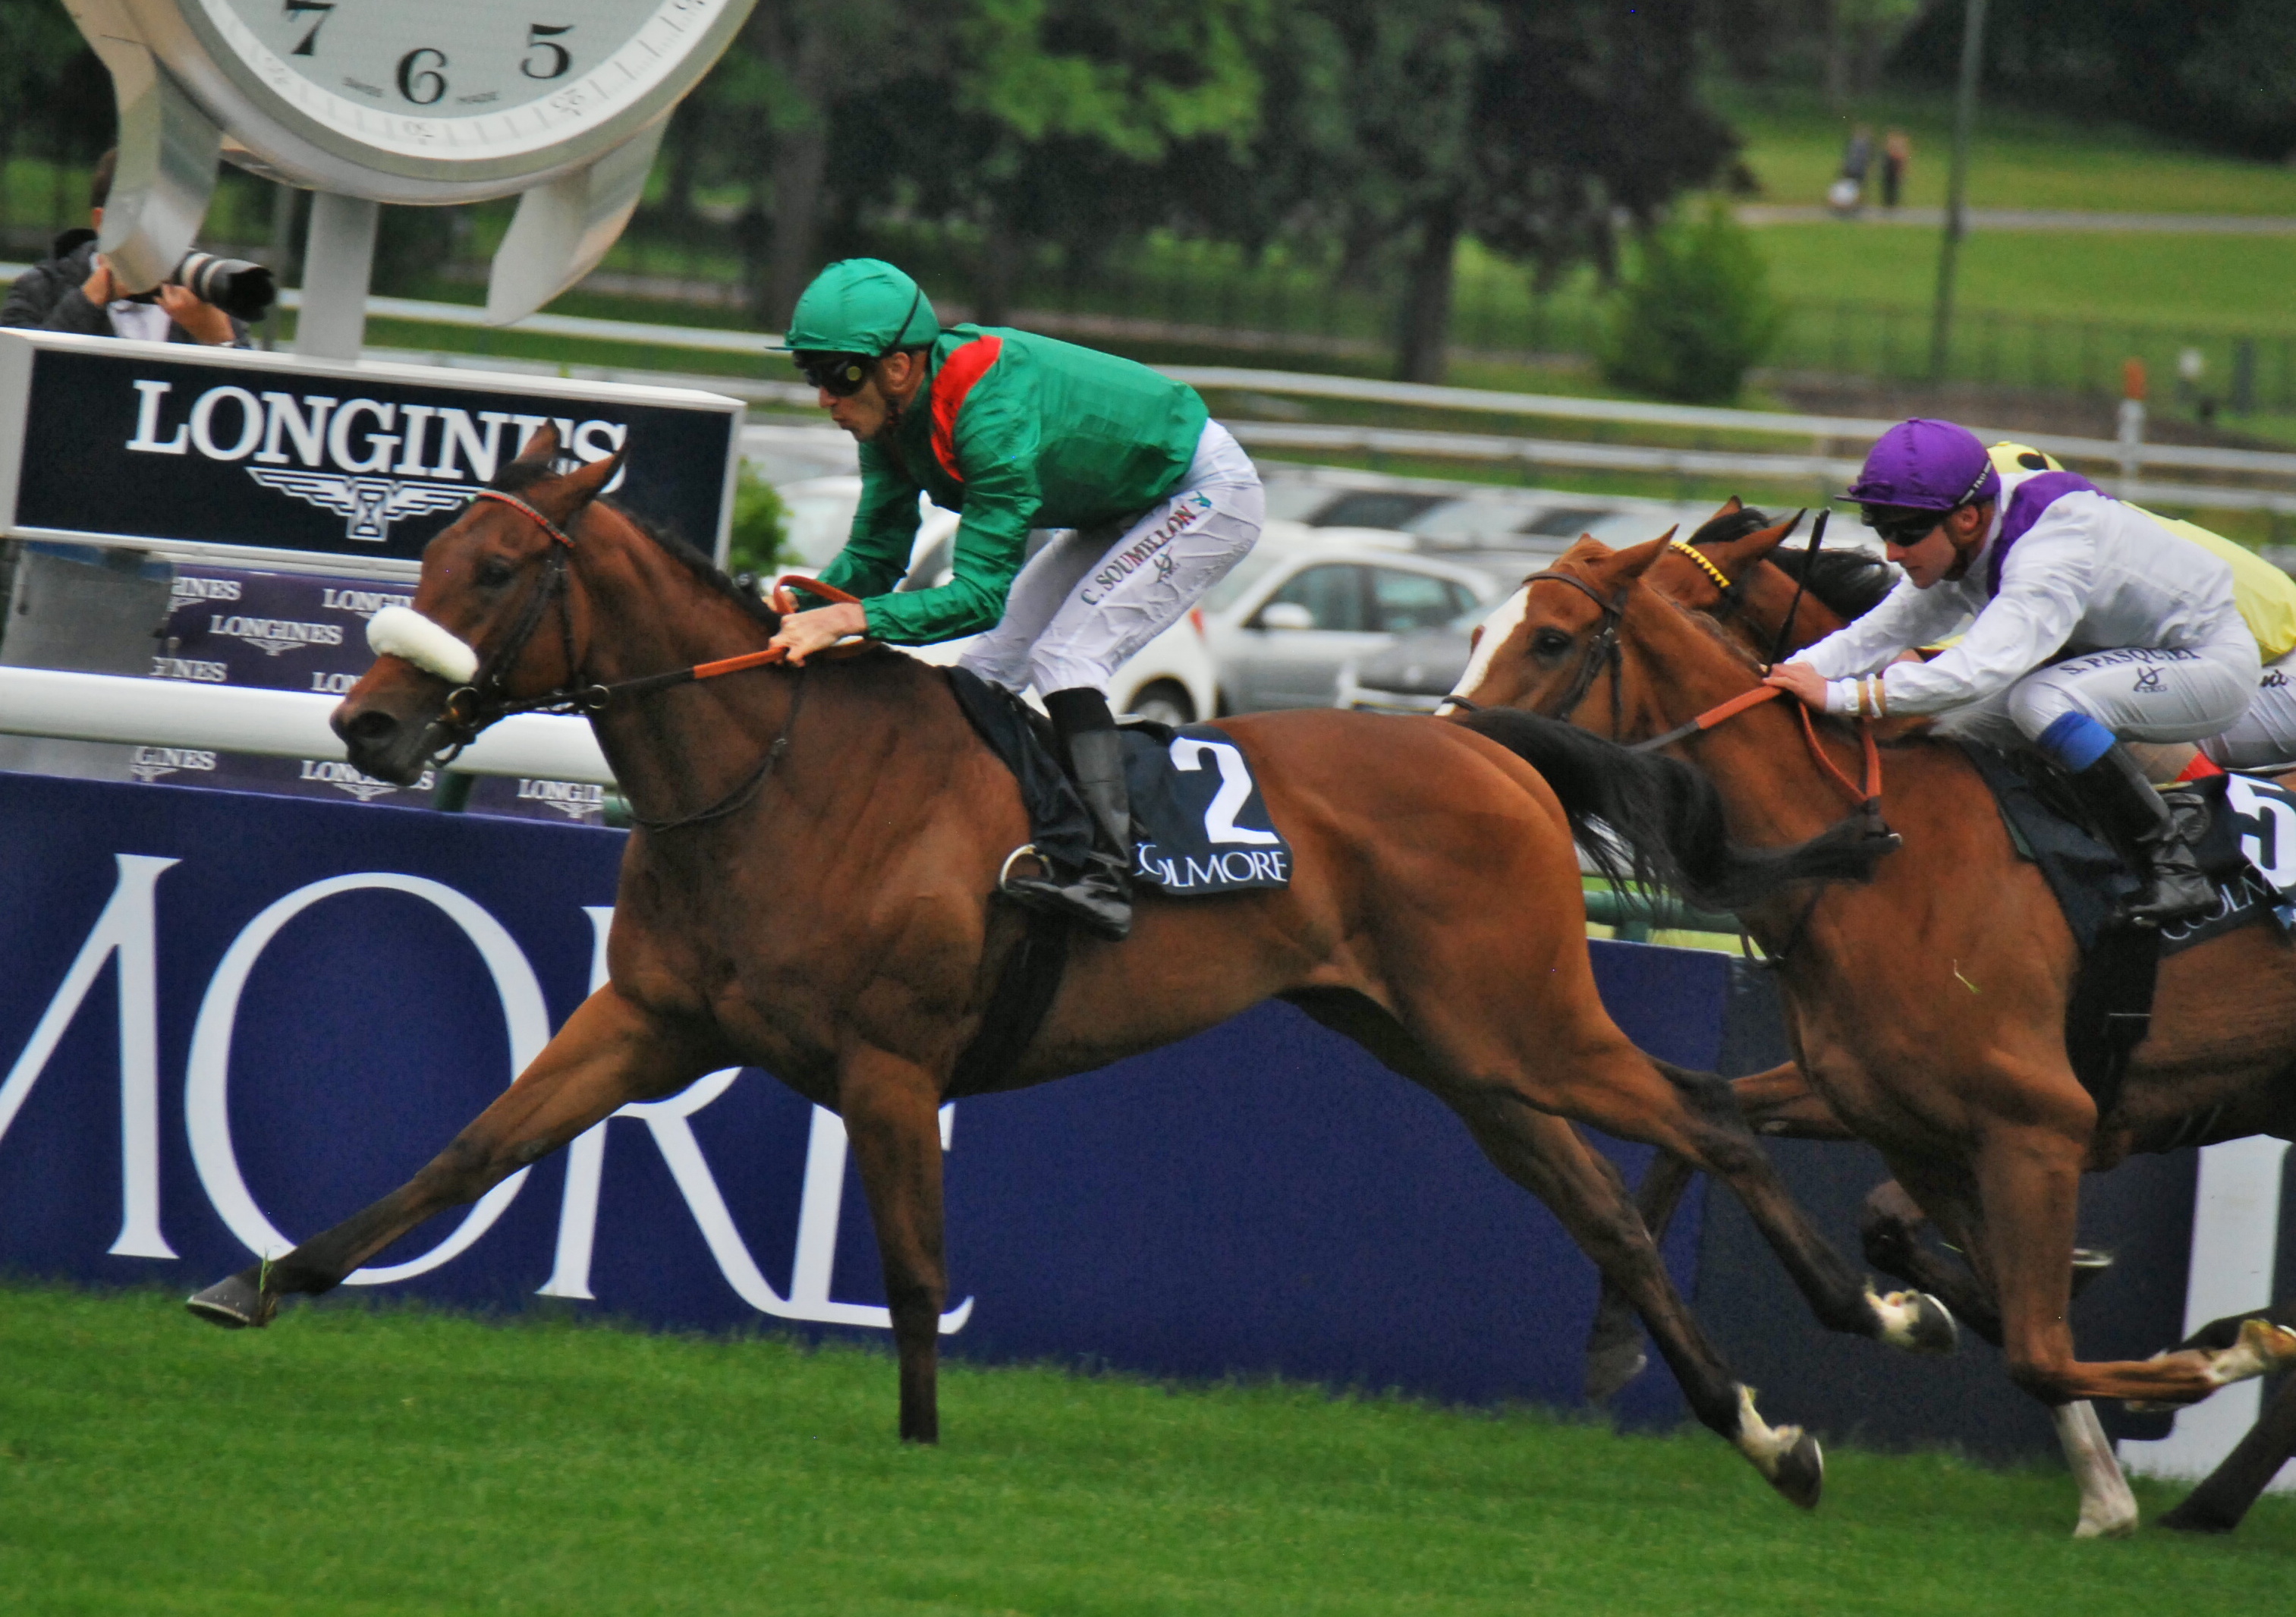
[943,667,1291,896]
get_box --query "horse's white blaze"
[2052,1402,2139,1539]
[368,606,479,684]
[1731,1385,1807,1479]
[1440,585,1530,713]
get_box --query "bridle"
[423,486,857,832]
[1439,565,1634,736]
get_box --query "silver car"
[1199,527,1502,712]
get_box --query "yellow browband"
[1669,540,1734,593]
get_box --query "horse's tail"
[1458,708,1892,910]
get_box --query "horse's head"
[334,425,621,784]
[1645,501,1819,657]
[1446,533,1678,735]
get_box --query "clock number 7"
[521,24,574,80]
[281,0,333,57]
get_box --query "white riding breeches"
[1939,637,2260,753]
[2203,643,2296,770]
[955,420,1263,698]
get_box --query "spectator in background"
[2,149,244,345]
[1829,124,1874,215]
[1881,130,1911,209]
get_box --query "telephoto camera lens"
[173,252,276,322]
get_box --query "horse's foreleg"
[837,1046,949,1444]
[1977,1123,2296,1408]
[1730,1063,1859,1140]
[1858,1180,2005,1345]
[188,985,709,1327]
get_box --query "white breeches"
[955,420,1263,697]
[1939,637,2260,751]
[2203,643,2296,770]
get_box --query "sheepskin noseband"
[367,606,480,684]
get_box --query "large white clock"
[68,0,756,322]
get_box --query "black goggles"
[796,353,876,398]
[1861,505,1947,548]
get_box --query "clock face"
[184,0,738,171]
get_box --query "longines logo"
[297,760,436,801]
[128,746,217,783]
[319,587,416,619]
[209,614,345,658]
[124,380,628,545]
[515,778,607,821]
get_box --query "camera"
[125,252,276,322]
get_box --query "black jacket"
[2,229,250,344]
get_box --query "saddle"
[1964,744,2296,1112]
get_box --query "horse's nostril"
[344,709,399,744]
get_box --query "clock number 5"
[522,24,574,80]
[281,0,333,57]
[396,47,448,105]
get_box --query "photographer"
[2,149,249,346]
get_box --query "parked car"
[767,477,1219,725]
[1335,608,1483,715]
[1196,524,1505,712]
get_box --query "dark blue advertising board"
[0,769,1715,1425]
[0,329,742,574]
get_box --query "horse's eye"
[475,558,515,587]
[1532,628,1574,659]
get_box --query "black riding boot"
[2073,742,2216,927]
[1002,688,1135,941]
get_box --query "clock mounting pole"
[295,192,378,363]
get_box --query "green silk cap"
[779,259,939,355]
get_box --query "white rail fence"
[0,668,613,785]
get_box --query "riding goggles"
[795,353,876,397]
[1861,505,1946,548]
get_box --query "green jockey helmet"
[781,259,939,357]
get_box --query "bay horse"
[182,429,1936,1506]
[1613,506,2296,1537]
[1448,523,2296,1534]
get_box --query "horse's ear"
[512,422,561,467]
[1707,495,1744,522]
[1735,509,1807,565]
[1556,533,1616,567]
[1612,527,1678,581]
[559,451,622,510]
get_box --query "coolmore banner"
[0,769,1716,1424]
[0,329,742,573]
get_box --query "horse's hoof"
[2073,1496,2140,1539]
[2159,1499,2241,1535]
[1872,1288,1958,1354]
[1584,1340,1648,1405]
[2068,1247,2114,1299]
[186,1273,275,1329]
[1771,1431,1824,1512]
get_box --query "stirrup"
[998,846,1133,941]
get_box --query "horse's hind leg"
[187,985,712,1326]
[1288,992,1822,1507]
[2162,1363,2296,1534]
[836,1044,950,1444]
[1584,1151,1697,1402]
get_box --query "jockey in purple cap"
[1766,417,2259,926]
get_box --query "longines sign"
[0,330,744,578]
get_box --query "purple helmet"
[1847,418,2001,511]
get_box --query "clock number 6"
[281,1,333,57]
[396,47,448,105]
[522,24,574,80]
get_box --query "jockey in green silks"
[768,258,1265,939]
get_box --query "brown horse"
[1448,524,2296,1532]
[1613,507,2296,1536]
[181,429,1936,1505]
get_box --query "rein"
[434,486,868,831]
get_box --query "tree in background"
[1194,0,1738,384]
[1598,202,1781,404]
[1892,0,2296,162]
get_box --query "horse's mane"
[1684,504,1900,624]
[1772,546,1898,623]
[491,458,782,633]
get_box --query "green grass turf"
[3,1285,2293,1615]
[1716,84,2296,217]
